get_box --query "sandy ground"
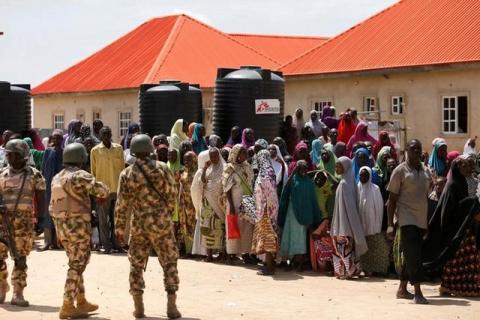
[0,240,478,320]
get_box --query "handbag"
[227,213,241,240]
[200,199,215,236]
[235,171,256,224]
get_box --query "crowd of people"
[0,105,479,316]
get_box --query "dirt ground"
[0,240,478,320]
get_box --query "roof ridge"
[144,15,185,83]
[280,0,406,70]
[229,33,330,40]
[34,19,155,91]
[180,15,282,67]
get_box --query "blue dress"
[41,147,63,229]
[280,199,307,257]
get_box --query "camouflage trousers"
[54,215,91,303]
[128,226,179,295]
[0,211,34,291]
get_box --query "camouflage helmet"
[63,142,88,164]
[130,134,153,155]
[5,139,30,160]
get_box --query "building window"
[313,100,333,112]
[391,96,404,115]
[53,113,64,130]
[119,111,132,137]
[363,97,377,112]
[442,96,468,134]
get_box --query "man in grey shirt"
[387,139,431,304]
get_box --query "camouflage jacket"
[50,167,109,220]
[115,158,177,234]
[0,165,46,213]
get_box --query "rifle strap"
[134,162,168,203]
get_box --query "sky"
[0,0,397,86]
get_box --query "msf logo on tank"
[255,99,280,115]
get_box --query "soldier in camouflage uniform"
[50,142,109,319]
[0,139,46,307]
[115,134,181,319]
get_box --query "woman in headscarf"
[337,113,356,144]
[288,142,315,176]
[429,138,448,177]
[463,137,477,155]
[191,123,208,155]
[333,141,347,158]
[352,147,380,184]
[178,140,193,166]
[208,134,224,149]
[310,138,324,166]
[278,160,321,271]
[226,126,242,147]
[373,146,393,186]
[120,122,140,150]
[272,137,290,157]
[187,122,196,139]
[251,150,280,276]
[318,148,337,178]
[281,115,298,155]
[423,158,480,297]
[464,154,479,196]
[357,167,389,276]
[373,131,396,160]
[63,119,82,147]
[177,151,198,256]
[156,144,169,163]
[310,170,336,274]
[23,137,44,170]
[293,108,305,140]
[268,144,288,198]
[331,157,368,279]
[321,106,339,129]
[170,119,189,150]
[191,149,226,260]
[167,148,183,238]
[241,128,256,149]
[222,144,255,261]
[346,122,378,157]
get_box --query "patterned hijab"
[256,149,276,184]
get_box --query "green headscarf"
[318,148,337,178]
[167,148,183,173]
[23,137,44,170]
[374,146,391,178]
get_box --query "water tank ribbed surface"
[0,82,31,134]
[139,81,203,136]
[212,66,284,143]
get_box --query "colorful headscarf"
[346,121,378,157]
[256,149,276,184]
[310,138,324,165]
[374,146,392,178]
[288,141,315,175]
[170,119,188,150]
[337,116,356,144]
[318,147,337,177]
[191,123,208,154]
[373,130,395,159]
[255,139,269,150]
[429,139,448,176]
[167,148,183,172]
[241,129,256,149]
[23,137,44,169]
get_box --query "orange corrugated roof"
[229,33,328,64]
[33,15,280,95]
[282,0,480,76]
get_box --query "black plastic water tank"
[212,66,284,144]
[139,81,203,137]
[0,82,31,134]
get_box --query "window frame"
[53,112,65,130]
[312,99,333,112]
[391,95,404,115]
[118,111,132,138]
